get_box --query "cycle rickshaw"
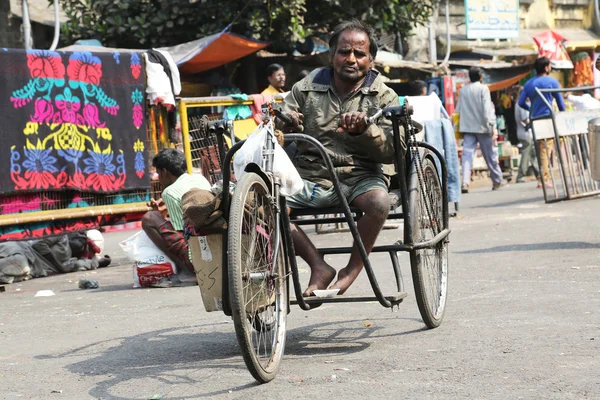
[204,100,450,383]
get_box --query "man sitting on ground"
[280,19,401,296]
[142,148,211,286]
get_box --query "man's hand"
[281,111,304,133]
[148,198,169,218]
[492,128,498,145]
[148,198,163,211]
[337,111,368,135]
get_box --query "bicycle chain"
[402,103,439,237]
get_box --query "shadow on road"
[35,318,426,399]
[456,241,600,254]
[470,196,541,209]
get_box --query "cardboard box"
[189,234,223,312]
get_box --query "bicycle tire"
[409,157,449,329]
[228,172,287,383]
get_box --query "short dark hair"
[412,80,427,95]
[535,56,550,75]
[152,148,187,177]
[329,19,378,61]
[469,67,483,83]
[266,63,284,78]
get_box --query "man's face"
[156,168,170,188]
[268,68,286,89]
[331,30,371,83]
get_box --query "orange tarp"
[487,71,531,92]
[161,32,269,75]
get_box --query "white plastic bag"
[120,231,177,288]
[273,143,303,196]
[233,124,268,180]
[233,123,303,196]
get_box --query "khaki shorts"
[286,176,388,209]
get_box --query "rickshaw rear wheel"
[409,157,449,329]
[228,172,288,383]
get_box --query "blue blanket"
[424,119,461,203]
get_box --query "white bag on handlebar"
[233,124,303,196]
[233,124,267,181]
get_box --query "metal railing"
[530,85,600,203]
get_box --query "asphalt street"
[1,181,599,399]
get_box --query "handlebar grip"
[274,109,294,126]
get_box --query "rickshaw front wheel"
[409,157,449,329]
[228,172,288,383]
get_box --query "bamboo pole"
[0,203,149,227]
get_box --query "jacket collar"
[304,67,380,95]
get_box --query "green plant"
[54,0,439,50]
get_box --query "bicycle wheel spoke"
[410,156,448,328]
[229,173,288,381]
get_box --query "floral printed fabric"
[0,48,149,194]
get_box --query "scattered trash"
[15,288,21,291]
[571,267,580,270]
[78,279,100,289]
[325,374,337,382]
[148,395,163,400]
[0,286,5,293]
[334,368,349,371]
[35,290,55,297]
[324,360,334,364]
[363,321,372,327]
[51,389,62,393]
[294,377,304,383]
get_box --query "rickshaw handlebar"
[271,102,414,130]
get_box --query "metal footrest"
[290,292,407,305]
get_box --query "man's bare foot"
[329,266,362,295]
[302,262,336,297]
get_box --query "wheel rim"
[238,181,283,372]
[415,162,448,321]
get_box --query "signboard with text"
[465,0,520,40]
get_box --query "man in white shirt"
[565,92,600,110]
[456,67,504,192]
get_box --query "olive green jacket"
[280,67,402,188]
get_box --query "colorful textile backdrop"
[0,48,149,242]
[0,48,149,194]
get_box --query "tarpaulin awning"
[159,32,268,75]
[486,70,531,92]
[449,62,532,92]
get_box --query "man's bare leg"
[290,221,336,296]
[329,190,390,294]
[142,211,197,282]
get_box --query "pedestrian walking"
[518,56,566,189]
[456,67,504,193]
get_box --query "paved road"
[1,182,599,399]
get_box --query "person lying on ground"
[142,148,211,286]
[279,19,400,296]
